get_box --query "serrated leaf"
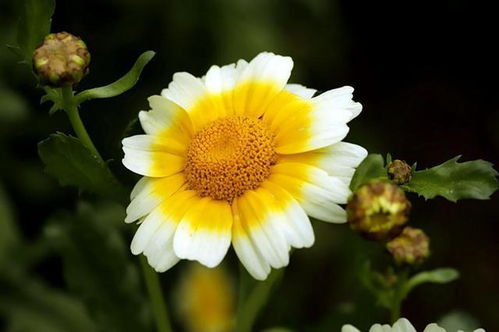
[44,202,151,332]
[38,133,126,200]
[403,156,499,202]
[75,51,155,104]
[349,154,388,191]
[17,0,55,63]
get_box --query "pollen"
[185,116,277,202]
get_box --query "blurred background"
[0,0,498,331]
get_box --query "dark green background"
[1,0,498,331]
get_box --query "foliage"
[12,0,55,64]
[349,154,387,191]
[38,133,126,200]
[45,202,152,332]
[351,154,498,202]
[403,156,499,202]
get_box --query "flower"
[33,32,90,86]
[386,227,430,265]
[122,52,367,279]
[341,317,485,332]
[347,181,411,241]
[176,264,234,332]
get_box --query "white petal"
[278,142,368,186]
[233,190,290,269]
[122,146,184,177]
[284,83,316,99]
[261,181,315,248]
[143,221,179,272]
[161,72,208,111]
[173,198,233,268]
[392,318,417,332]
[139,95,193,139]
[125,174,185,223]
[130,190,197,255]
[233,52,293,117]
[269,163,351,223]
[423,323,446,332]
[341,325,361,332]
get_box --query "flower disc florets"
[33,32,90,86]
[347,181,411,241]
[185,115,277,202]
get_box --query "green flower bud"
[347,181,411,241]
[386,227,430,265]
[32,32,90,86]
[387,159,412,185]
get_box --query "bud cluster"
[347,180,430,266]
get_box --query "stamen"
[185,116,277,201]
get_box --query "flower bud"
[387,159,412,185]
[32,32,90,86]
[386,227,430,265]
[347,181,411,241]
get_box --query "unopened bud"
[33,32,90,86]
[347,181,411,241]
[387,159,412,185]
[386,227,430,265]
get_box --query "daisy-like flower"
[122,52,367,279]
[341,318,485,332]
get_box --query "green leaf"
[40,86,64,114]
[349,154,388,191]
[75,51,155,104]
[17,0,55,64]
[38,133,126,200]
[403,156,499,202]
[45,202,151,332]
[0,271,97,332]
[0,184,21,266]
[404,268,459,297]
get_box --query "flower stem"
[390,298,401,323]
[60,85,172,332]
[235,268,284,332]
[61,85,103,162]
[139,256,172,332]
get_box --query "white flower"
[122,52,366,279]
[342,318,485,332]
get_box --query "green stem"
[389,298,401,323]
[61,85,103,162]
[139,256,172,332]
[60,85,172,332]
[235,268,284,332]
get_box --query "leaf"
[349,154,388,191]
[17,0,55,63]
[404,268,459,296]
[44,202,151,332]
[40,86,64,114]
[75,51,155,104]
[0,271,97,332]
[403,156,499,202]
[38,133,126,200]
[0,184,20,265]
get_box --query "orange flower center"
[185,116,277,202]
